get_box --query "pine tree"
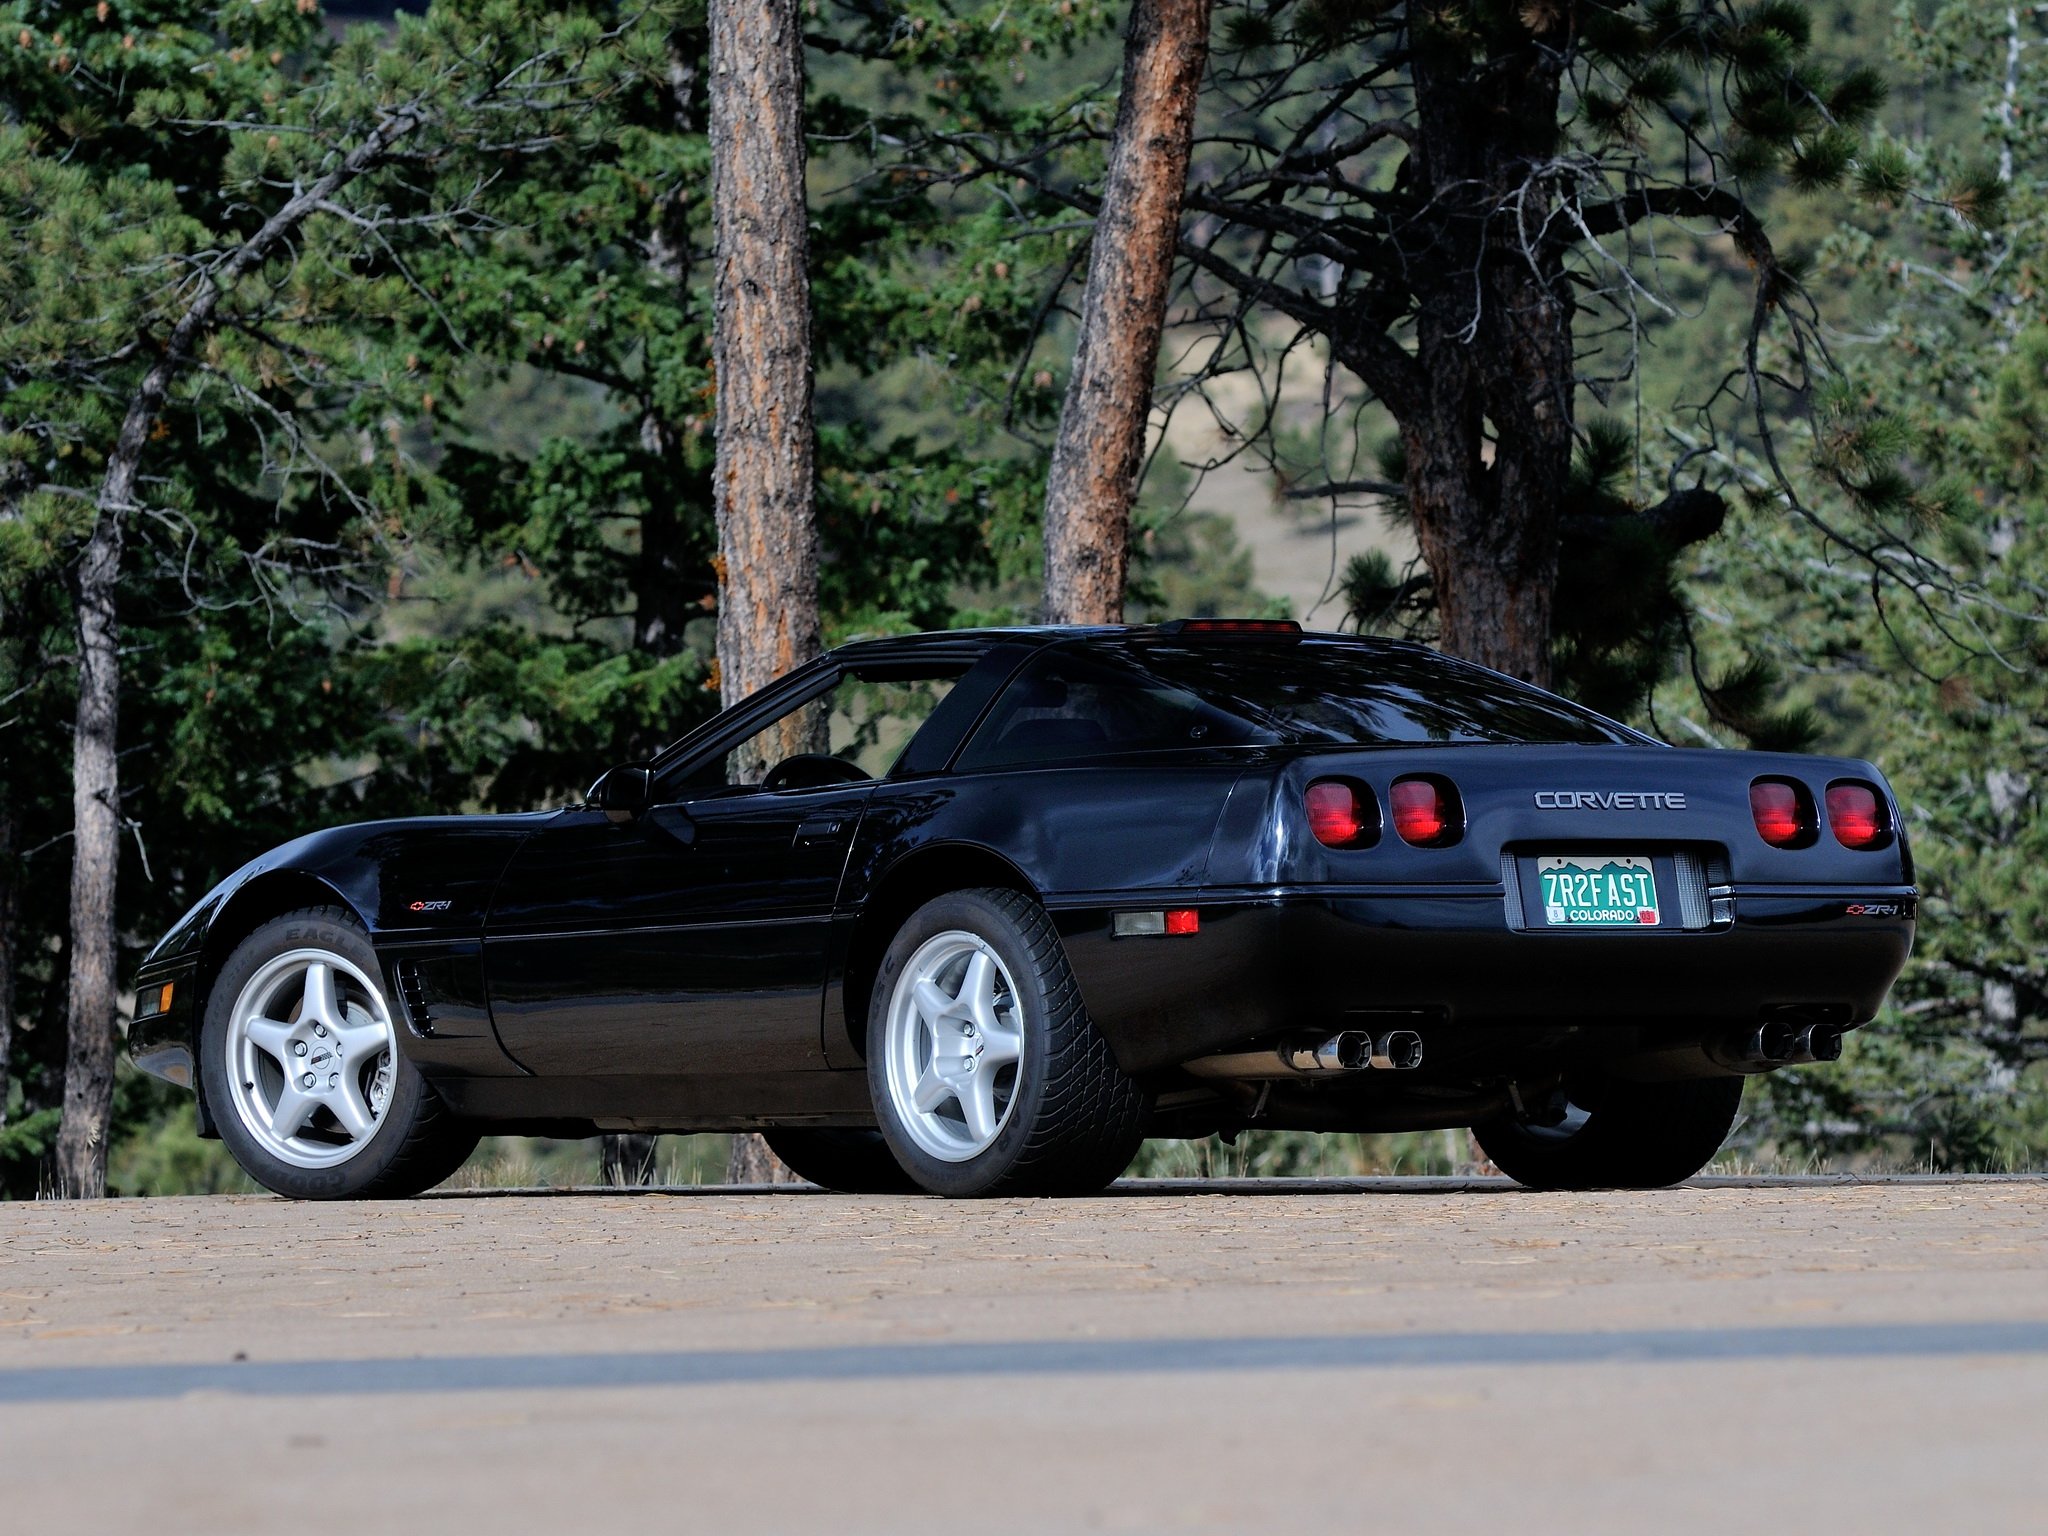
[1,1,653,1194]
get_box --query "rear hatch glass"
[957,639,1640,769]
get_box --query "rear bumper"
[1054,884,1916,1075]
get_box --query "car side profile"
[129,620,1916,1198]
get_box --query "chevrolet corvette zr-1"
[129,620,1915,1197]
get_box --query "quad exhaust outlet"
[1709,1020,1847,1075]
[1184,1029,1424,1081]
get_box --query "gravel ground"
[3,1177,2044,1533]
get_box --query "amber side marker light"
[137,981,174,1018]
[1826,782,1889,850]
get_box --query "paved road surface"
[3,1177,2044,1533]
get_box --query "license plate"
[1536,855,1661,928]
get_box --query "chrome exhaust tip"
[1370,1030,1424,1071]
[1783,1023,1845,1065]
[1283,1030,1373,1073]
[1709,1019,1850,1073]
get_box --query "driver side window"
[679,667,963,796]
[725,694,831,788]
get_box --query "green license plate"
[1536,855,1661,928]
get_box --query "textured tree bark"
[1391,26,1575,685]
[725,1131,801,1186]
[1041,0,1211,626]
[709,0,817,1186]
[54,502,123,1197]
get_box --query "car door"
[482,661,872,1079]
[482,777,873,1079]
[481,656,971,1081]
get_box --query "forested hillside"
[1,0,2041,1192]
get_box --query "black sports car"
[129,620,1916,1198]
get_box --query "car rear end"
[1177,740,1915,1073]
[1041,628,1915,1089]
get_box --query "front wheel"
[199,906,478,1199]
[868,888,1149,1197]
[1474,1073,1746,1191]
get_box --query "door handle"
[794,815,849,846]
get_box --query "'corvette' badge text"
[1533,791,1688,810]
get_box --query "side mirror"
[591,764,653,825]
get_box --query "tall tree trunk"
[51,109,426,1198]
[1041,0,1211,625]
[725,1131,797,1186]
[709,0,816,1188]
[1396,24,1574,686]
[0,797,18,1129]
[55,457,130,1197]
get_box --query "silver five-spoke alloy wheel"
[222,948,395,1169]
[882,930,1027,1162]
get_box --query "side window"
[666,666,963,796]
[956,650,1255,770]
[829,673,959,778]
[725,693,832,787]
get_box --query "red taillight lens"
[1306,779,1370,848]
[1749,779,1813,848]
[1391,777,1458,846]
[1826,783,1887,849]
[1164,908,1200,935]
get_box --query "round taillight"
[1826,782,1887,849]
[1305,779,1376,849]
[1390,776,1459,847]
[1749,779,1813,848]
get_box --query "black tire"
[1474,1073,1746,1191]
[200,906,479,1199]
[867,888,1149,1198]
[763,1128,918,1194]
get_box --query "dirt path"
[3,1177,2044,1532]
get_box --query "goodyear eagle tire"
[868,888,1149,1198]
[1474,1072,1746,1191]
[199,906,478,1199]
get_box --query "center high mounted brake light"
[1154,618,1304,637]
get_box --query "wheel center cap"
[305,1042,339,1083]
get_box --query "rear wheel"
[868,888,1149,1198]
[1474,1073,1745,1191]
[200,906,478,1199]
[763,1128,917,1194]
